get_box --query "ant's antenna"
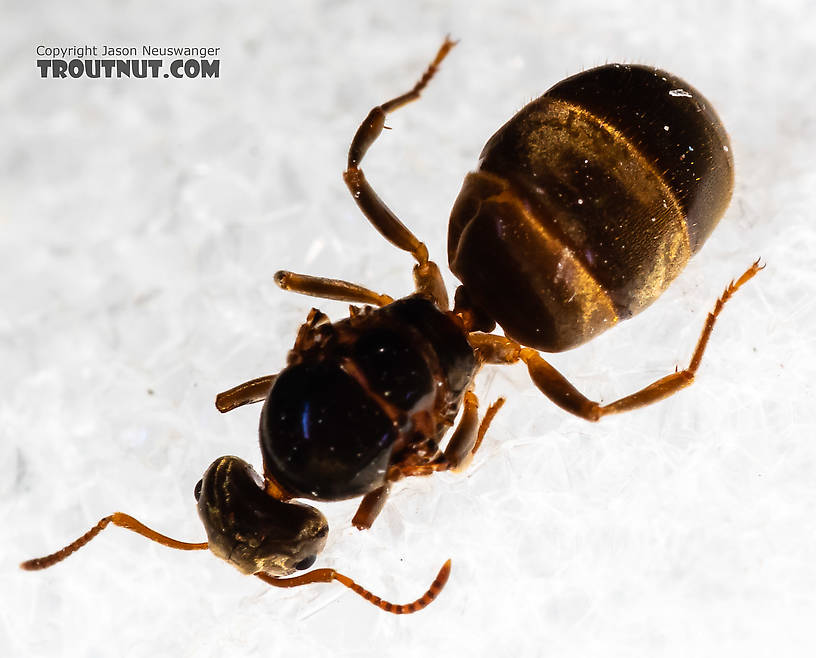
[22,512,451,614]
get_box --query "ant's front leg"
[216,306,336,413]
[351,483,391,530]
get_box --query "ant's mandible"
[22,38,762,614]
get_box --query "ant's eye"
[194,479,203,501]
[294,555,316,570]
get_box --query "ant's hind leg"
[342,38,456,310]
[469,260,763,421]
[413,261,449,310]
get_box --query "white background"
[2,1,815,656]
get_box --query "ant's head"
[195,456,328,576]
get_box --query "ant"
[22,38,761,615]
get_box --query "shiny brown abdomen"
[448,64,734,352]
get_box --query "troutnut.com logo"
[36,45,221,79]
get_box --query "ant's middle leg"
[350,389,504,530]
[215,374,277,413]
[439,391,505,472]
[274,270,394,307]
[342,37,457,310]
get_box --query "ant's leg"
[215,302,339,414]
[442,392,505,471]
[466,397,506,466]
[413,261,449,310]
[470,261,763,421]
[343,37,456,309]
[215,375,277,413]
[351,483,391,530]
[439,390,479,468]
[274,270,394,306]
[342,37,455,261]
[351,389,491,529]
[374,392,505,487]
[216,308,329,414]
